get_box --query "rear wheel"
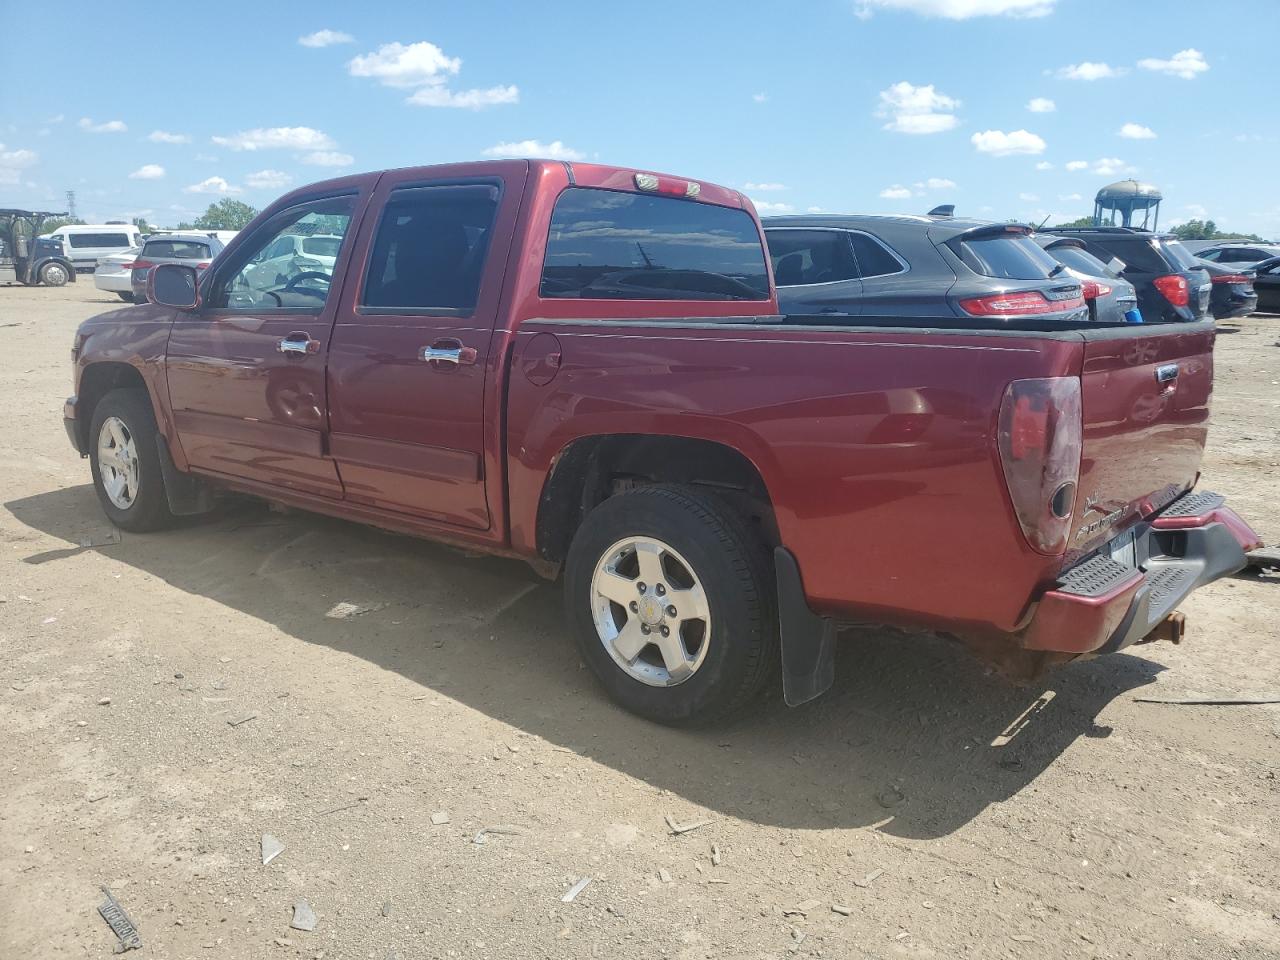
[89,389,176,532]
[564,485,777,725]
[116,292,135,303]
[39,262,69,286]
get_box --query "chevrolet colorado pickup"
[63,160,1262,725]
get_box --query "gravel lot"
[2,283,1278,959]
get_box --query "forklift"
[0,209,76,286]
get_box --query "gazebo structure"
[1093,179,1163,230]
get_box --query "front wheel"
[564,485,777,725]
[39,261,70,286]
[116,291,136,303]
[89,389,176,532]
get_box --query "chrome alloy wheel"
[590,537,712,686]
[97,416,140,509]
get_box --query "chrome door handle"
[278,333,318,356]
[420,342,478,366]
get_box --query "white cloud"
[245,169,293,189]
[971,129,1046,156]
[406,85,519,108]
[299,29,354,48]
[0,143,38,185]
[916,176,956,190]
[1059,193,1083,201]
[148,130,191,144]
[347,41,460,87]
[854,0,1056,17]
[183,176,241,195]
[752,92,768,103]
[879,185,914,199]
[806,206,825,213]
[744,181,788,191]
[1118,122,1156,140]
[212,127,336,151]
[482,139,584,161]
[1184,203,1208,218]
[42,114,64,124]
[751,199,794,213]
[1018,192,1040,202]
[1035,161,1054,170]
[1027,97,1056,113]
[1056,61,1121,81]
[1138,48,1208,80]
[78,117,127,133]
[128,164,165,180]
[1092,157,1133,176]
[876,81,960,134]
[1065,159,1089,171]
[301,151,354,167]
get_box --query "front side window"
[765,230,858,286]
[209,196,355,310]
[542,188,769,301]
[362,183,499,311]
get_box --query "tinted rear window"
[303,236,342,257]
[1160,239,1201,271]
[69,232,132,248]
[541,188,769,301]
[955,234,1061,280]
[1047,244,1118,279]
[143,239,211,259]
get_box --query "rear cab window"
[952,232,1061,280]
[541,188,769,301]
[143,239,211,259]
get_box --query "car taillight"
[958,290,1085,316]
[124,260,154,271]
[997,377,1082,555]
[634,172,701,198]
[1210,273,1250,284]
[196,261,211,270]
[1152,274,1189,306]
[1080,280,1112,300]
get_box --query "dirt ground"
[1,282,1278,960]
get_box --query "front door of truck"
[326,164,527,529]
[165,193,362,497]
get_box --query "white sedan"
[94,248,141,302]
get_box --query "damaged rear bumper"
[1020,491,1262,655]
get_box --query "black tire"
[116,292,136,303]
[39,261,69,287]
[564,485,778,726]
[88,388,176,532]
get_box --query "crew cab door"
[165,192,364,496]
[325,164,527,529]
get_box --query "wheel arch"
[75,361,151,452]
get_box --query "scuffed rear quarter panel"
[507,321,1087,634]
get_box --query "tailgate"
[1068,321,1215,558]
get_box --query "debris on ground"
[290,900,318,932]
[783,899,822,917]
[1245,546,1280,570]
[711,843,723,866]
[97,697,111,706]
[261,833,285,865]
[227,714,257,727]
[664,812,714,835]
[853,868,885,889]
[97,886,142,952]
[473,824,525,844]
[324,601,385,620]
[78,530,121,548]
[832,904,853,916]
[658,868,673,884]
[875,785,905,808]
[430,811,450,825]
[381,902,392,918]
[317,797,368,816]
[561,877,592,903]
[1134,694,1280,705]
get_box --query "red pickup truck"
[63,160,1261,725]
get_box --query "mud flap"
[156,435,216,516]
[775,547,836,707]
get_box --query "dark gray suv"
[762,214,1087,325]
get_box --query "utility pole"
[65,190,77,220]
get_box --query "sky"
[3,0,1277,236]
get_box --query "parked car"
[763,214,1088,324]
[62,160,1260,725]
[242,232,342,292]
[1033,234,1141,324]
[42,223,142,271]
[0,209,76,286]
[129,233,224,301]
[1195,242,1280,268]
[1196,258,1258,320]
[1051,227,1211,323]
[1251,256,1280,312]
[94,247,141,301]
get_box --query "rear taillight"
[1152,274,1189,306]
[1080,280,1112,300]
[997,377,1082,555]
[124,260,154,271]
[959,290,1085,316]
[1210,273,1250,285]
[195,261,211,270]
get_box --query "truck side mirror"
[150,263,200,310]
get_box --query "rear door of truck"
[1067,319,1216,561]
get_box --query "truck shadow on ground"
[7,485,1167,840]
